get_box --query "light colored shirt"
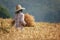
[14,12,26,27]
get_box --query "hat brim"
[16,8,25,11]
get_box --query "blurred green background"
[0,0,60,22]
[0,5,11,18]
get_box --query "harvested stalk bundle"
[24,13,36,27]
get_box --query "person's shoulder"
[21,13,24,15]
[20,13,24,15]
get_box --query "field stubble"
[0,18,60,40]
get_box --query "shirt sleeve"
[19,13,24,21]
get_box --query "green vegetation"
[0,5,11,18]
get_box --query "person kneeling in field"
[14,4,26,30]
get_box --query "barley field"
[0,18,60,40]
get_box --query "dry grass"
[0,18,60,40]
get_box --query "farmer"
[14,4,26,29]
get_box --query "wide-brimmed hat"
[16,4,25,11]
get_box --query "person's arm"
[19,13,26,25]
[12,14,17,26]
[22,14,26,25]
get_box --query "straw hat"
[16,4,25,11]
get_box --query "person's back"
[14,4,26,30]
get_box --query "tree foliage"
[0,5,11,18]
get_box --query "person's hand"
[19,21,26,26]
[23,21,27,26]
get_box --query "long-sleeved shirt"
[14,12,26,27]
